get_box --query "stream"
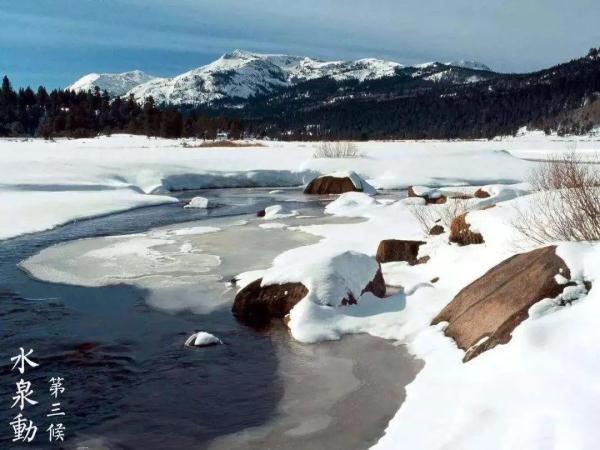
[0,187,421,450]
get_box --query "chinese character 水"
[10,348,39,375]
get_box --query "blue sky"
[1,0,599,89]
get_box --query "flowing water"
[0,188,420,450]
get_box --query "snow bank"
[184,331,223,347]
[0,189,177,240]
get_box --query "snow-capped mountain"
[446,60,492,72]
[66,50,494,106]
[67,70,159,97]
[125,50,403,105]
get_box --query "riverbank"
[3,130,600,240]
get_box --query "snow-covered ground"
[2,130,599,240]
[245,186,600,450]
[9,129,600,449]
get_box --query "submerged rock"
[376,239,425,265]
[432,246,577,362]
[304,171,376,195]
[185,331,223,347]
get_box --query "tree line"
[0,76,248,139]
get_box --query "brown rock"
[232,279,308,325]
[474,188,491,198]
[449,213,484,246]
[376,239,425,264]
[431,246,573,362]
[304,176,359,195]
[416,255,431,265]
[361,266,387,298]
[232,267,386,326]
[256,209,266,217]
[429,225,445,235]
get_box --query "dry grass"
[182,140,266,148]
[312,141,361,158]
[449,213,484,246]
[411,198,471,235]
[514,151,600,243]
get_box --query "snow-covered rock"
[304,171,377,195]
[184,331,223,347]
[184,196,218,209]
[262,204,298,220]
[67,70,159,97]
[324,192,377,215]
[233,250,385,326]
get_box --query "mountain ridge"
[66,50,493,105]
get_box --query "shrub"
[312,141,361,158]
[514,152,600,243]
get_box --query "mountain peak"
[67,70,158,97]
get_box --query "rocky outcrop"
[449,213,484,246]
[376,240,425,264]
[304,171,376,195]
[432,246,574,362]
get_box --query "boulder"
[376,239,425,265]
[304,171,376,195]
[429,224,445,235]
[431,246,574,362]
[449,213,484,246]
[233,258,386,326]
[232,279,309,325]
[474,188,491,199]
